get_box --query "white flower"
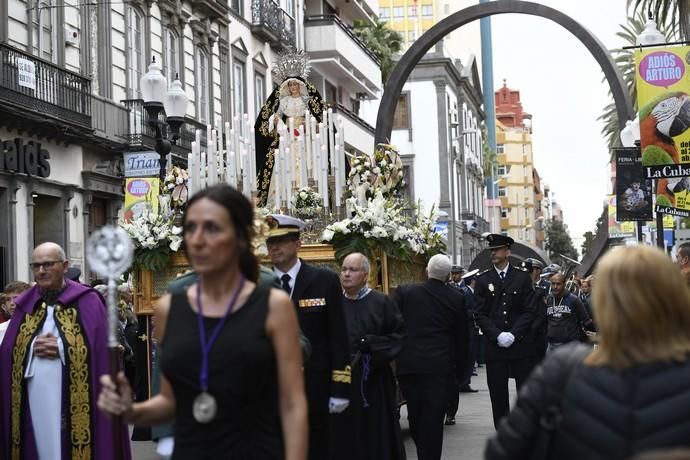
[300,191,308,199]
[373,167,381,174]
[169,237,182,252]
[322,229,334,241]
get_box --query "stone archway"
[374,0,634,142]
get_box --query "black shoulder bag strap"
[530,346,591,460]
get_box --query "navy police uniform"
[267,215,351,460]
[474,234,537,428]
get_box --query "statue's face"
[288,81,300,96]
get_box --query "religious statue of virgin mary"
[254,48,327,207]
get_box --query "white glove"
[156,437,174,460]
[328,397,350,414]
[497,332,515,348]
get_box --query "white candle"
[166,153,172,176]
[334,133,340,207]
[299,125,307,188]
[320,144,329,209]
[208,126,217,186]
[200,151,207,189]
[250,128,257,192]
[242,148,250,197]
[274,147,281,209]
[191,141,200,196]
[187,152,194,196]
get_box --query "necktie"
[500,271,506,281]
[281,274,292,294]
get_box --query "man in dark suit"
[475,234,536,428]
[523,258,548,370]
[394,254,468,460]
[266,214,351,460]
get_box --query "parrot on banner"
[639,91,690,207]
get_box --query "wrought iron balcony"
[121,99,207,154]
[251,0,296,49]
[0,43,91,128]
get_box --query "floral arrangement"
[120,209,183,272]
[161,166,189,210]
[290,186,323,218]
[410,202,446,256]
[348,143,405,203]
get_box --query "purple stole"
[0,279,131,460]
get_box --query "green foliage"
[642,145,675,165]
[482,124,497,178]
[580,230,596,257]
[627,0,687,40]
[545,218,579,267]
[352,19,403,83]
[132,245,174,272]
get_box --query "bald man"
[0,242,131,459]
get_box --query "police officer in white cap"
[265,214,351,460]
[474,234,537,428]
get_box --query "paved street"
[131,366,516,459]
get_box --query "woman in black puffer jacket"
[485,245,690,460]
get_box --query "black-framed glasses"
[30,260,63,271]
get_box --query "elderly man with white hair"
[393,254,469,460]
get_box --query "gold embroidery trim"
[10,303,47,460]
[55,307,93,460]
[332,365,352,384]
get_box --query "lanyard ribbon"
[196,277,245,392]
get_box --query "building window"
[255,73,265,117]
[164,30,179,81]
[379,8,390,19]
[231,0,243,14]
[407,5,418,17]
[283,0,295,17]
[393,93,409,130]
[393,7,404,18]
[32,4,56,62]
[422,5,433,17]
[220,49,232,123]
[126,7,145,98]
[196,49,210,123]
[232,60,246,119]
[501,208,508,219]
[498,187,507,197]
[497,165,507,177]
[496,143,505,154]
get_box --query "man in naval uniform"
[266,214,351,460]
[474,234,537,428]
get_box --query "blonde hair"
[585,245,690,370]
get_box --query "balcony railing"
[92,94,129,144]
[251,0,296,48]
[461,212,490,235]
[121,99,207,153]
[332,103,374,134]
[0,43,91,128]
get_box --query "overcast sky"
[490,0,630,254]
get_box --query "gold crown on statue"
[272,47,311,82]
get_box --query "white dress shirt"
[273,259,302,296]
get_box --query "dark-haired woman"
[98,184,307,460]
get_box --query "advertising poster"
[615,148,653,221]
[635,45,690,217]
[608,195,636,238]
[124,178,159,222]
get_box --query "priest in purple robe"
[0,242,131,460]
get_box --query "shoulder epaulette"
[477,268,491,277]
[515,265,528,272]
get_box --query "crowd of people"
[2,183,690,459]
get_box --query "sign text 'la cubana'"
[635,45,690,217]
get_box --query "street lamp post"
[140,57,190,181]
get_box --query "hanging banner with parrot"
[635,45,690,217]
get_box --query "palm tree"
[627,0,687,39]
[352,19,403,84]
[598,13,672,150]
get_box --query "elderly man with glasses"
[0,242,131,460]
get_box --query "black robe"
[333,290,406,460]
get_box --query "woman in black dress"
[98,185,307,460]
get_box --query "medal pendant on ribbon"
[193,392,217,424]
